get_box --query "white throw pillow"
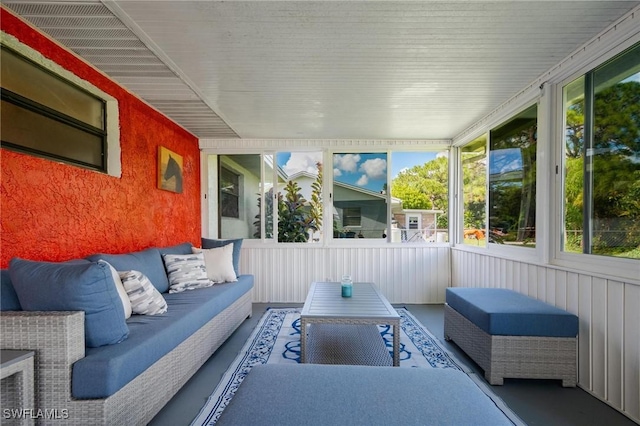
[100,260,132,319]
[192,244,238,284]
[162,252,214,293]
[119,270,168,315]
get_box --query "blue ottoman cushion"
[446,288,578,337]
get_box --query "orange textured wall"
[1,8,201,268]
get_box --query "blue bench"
[444,288,578,386]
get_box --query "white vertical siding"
[451,248,640,423]
[239,246,450,304]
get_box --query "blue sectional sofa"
[0,240,253,425]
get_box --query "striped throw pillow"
[162,252,213,293]
[119,270,168,315]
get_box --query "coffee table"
[300,282,400,366]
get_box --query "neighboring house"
[391,209,446,243]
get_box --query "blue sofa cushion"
[8,258,129,347]
[157,242,194,257]
[446,288,578,337]
[217,364,514,426]
[201,238,243,277]
[1,269,21,310]
[87,248,170,293]
[72,274,254,399]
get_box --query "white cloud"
[282,152,322,176]
[356,175,369,186]
[359,158,387,179]
[333,168,342,177]
[334,154,361,173]
[436,151,449,158]
[285,153,322,175]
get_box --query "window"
[390,151,448,243]
[562,43,640,259]
[215,152,323,242]
[489,105,537,247]
[217,154,262,240]
[342,207,361,227]
[461,136,487,246]
[1,46,107,172]
[333,153,388,239]
[209,148,449,244]
[220,167,239,218]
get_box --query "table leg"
[393,321,400,366]
[300,318,307,363]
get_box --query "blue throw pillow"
[201,238,243,277]
[1,269,21,311]
[87,248,169,293]
[9,258,129,347]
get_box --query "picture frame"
[158,146,183,193]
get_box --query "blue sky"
[489,148,523,175]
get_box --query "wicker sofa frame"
[0,291,252,425]
[444,304,577,387]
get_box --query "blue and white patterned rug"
[191,308,523,426]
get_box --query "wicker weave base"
[306,323,392,366]
[0,291,252,425]
[444,304,577,387]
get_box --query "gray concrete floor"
[148,303,638,426]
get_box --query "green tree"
[391,156,449,228]
[564,79,640,256]
[277,180,316,242]
[309,162,323,236]
[254,187,275,239]
[462,155,486,229]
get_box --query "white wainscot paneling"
[450,248,640,424]
[239,246,450,304]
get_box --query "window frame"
[551,39,640,281]
[454,101,544,263]
[202,145,452,247]
[0,34,120,177]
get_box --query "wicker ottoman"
[444,288,578,387]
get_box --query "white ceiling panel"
[2,0,638,140]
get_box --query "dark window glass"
[0,47,106,171]
[563,43,640,259]
[462,136,488,246]
[220,167,240,219]
[489,105,537,247]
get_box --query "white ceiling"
[3,1,639,140]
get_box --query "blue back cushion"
[201,238,243,277]
[446,287,578,337]
[72,275,254,398]
[158,242,194,257]
[1,269,21,310]
[87,248,169,293]
[9,258,129,347]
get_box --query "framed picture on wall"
[158,146,183,193]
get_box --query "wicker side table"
[1,350,35,426]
